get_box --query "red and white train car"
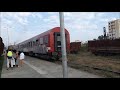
[15,27,70,60]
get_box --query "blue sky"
[1,12,120,46]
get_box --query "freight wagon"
[0,37,4,56]
[88,39,120,55]
[70,42,81,54]
[15,27,70,60]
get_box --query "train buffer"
[1,56,102,78]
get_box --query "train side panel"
[15,27,70,60]
[88,39,120,55]
[70,42,81,54]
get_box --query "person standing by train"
[15,51,19,67]
[6,49,13,70]
[19,51,25,67]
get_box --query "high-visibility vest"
[7,51,13,57]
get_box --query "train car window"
[29,42,30,47]
[38,39,40,45]
[57,36,61,41]
[33,41,35,46]
[32,41,34,46]
[31,42,32,47]
[44,36,48,44]
[32,41,33,47]
[30,42,31,47]
[36,39,39,46]
[29,42,31,47]
[40,38,43,44]
[57,41,61,45]
[27,43,28,47]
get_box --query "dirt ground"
[54,46,120,78]
[66,48,120,78]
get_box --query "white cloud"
[47,12,58,15]
[64,12,72,17]
[65,12,96,20]
[17,12,31,17]
[1,12,33,25]
[31,13,43,19]
[1,12,119,45]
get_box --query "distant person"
[19,51,25,67]
[15,51,19,67]
[6,49,13,70]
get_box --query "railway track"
[80,65,120,75]
[53,60,120,77]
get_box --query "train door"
[54,32,67,52]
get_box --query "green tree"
[98,35,104,40]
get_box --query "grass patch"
[0,56,4,78]
[67,50,120,78]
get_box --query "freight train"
[14,27,70,60]
[70,42,81,54]
[88,39,120,55]
[0,37,4,56]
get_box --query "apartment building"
[108,19,120,39]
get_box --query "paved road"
[1,56,102,78]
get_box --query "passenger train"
[15,27,70,60]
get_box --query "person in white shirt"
[19,51,25,67]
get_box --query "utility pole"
[59,12,68,78]
[103,27,106,39]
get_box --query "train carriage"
[15,27,70,60]
[88,39,120,55]
[70,42,81,54]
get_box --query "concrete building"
[108,19,120,39]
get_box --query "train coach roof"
[16,27,69,45]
